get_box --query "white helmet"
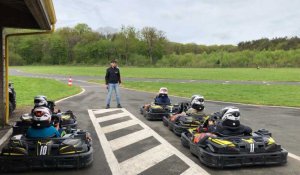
[32,107,51,122]
[191,95,204,110]
[34,95,48,107]
[221,106,240,122]
[159,87,168,94]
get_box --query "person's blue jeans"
[106,83,121,105]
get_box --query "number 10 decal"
[39,145,48,155]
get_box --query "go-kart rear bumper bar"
[0,147,93,172]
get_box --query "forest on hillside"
[6,23,300,67]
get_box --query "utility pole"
[0,27,5,127]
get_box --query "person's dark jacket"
[105,67,121,84]
[154,94,171,105]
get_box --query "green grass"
[15,66,300,82]
[114,81,300,107]
[10,76,81,107]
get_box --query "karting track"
[4,70,300,175]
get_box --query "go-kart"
[168,114,208,136]
[140,102,180,120]
[162,101,190,127]
[13,106,77,135]
[0,129,93,172]
[180,128,288,168]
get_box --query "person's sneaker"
[106,104,110,109]
[117,104,122,108]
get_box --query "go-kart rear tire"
[181,136,190,148]
[162,118,168,127]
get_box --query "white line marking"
[109,129,152,151]
[93,108,122,115]
[88,110,121,174]
[89,108,210,175]
[181,167,205,175]
[289,153,300,162]
[0,128,12,146]
[119,145,173,175]
[121,109,210,175]
[97,114,130,123]
[101,120,138,134]
[55,88,86,104]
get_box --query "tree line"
[6,23,300,67]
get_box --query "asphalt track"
[3,70,300,175]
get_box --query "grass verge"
[10,76,81,107]
[15,66,300,82]
[90,80,300,107]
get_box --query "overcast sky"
[53,0,300,45]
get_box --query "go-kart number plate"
[37,142,49,156]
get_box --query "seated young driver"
[170,95,206,122]
[27,107,60,138]
[154,87,171,105]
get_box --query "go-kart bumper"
[195,145,288,168]
[145,112,169,120]
[0,147,93,172]
[181,132,288,168]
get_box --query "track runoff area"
[88,108,209,175]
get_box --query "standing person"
[105,60,122,109]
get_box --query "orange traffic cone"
[68,77,72,86]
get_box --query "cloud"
[53,0,300,44]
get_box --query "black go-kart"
[9,82,17,116]
[140,103,180,120]
[162,101,191,127]
[13,102,78,135]
[0,129,93,172]
[181,128,288,168]
[168,114,208,136]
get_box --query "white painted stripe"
[121,109,210,175]
[109,129,152,151]
[0,128,12,146]
[96,114,130,123]
[88,110,121,174]
[55,88,86,104]
[89,108,210,175]
[181,167,204,175]
[93,108,122,115]
[101,120,138,134]
[119,145,173,175]
[289,153,300,162]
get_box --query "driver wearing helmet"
[170,95,206,122]
[214,106,252,136]
[33,95,48,108]
[154,87,171,105]
[186,95,205,116]
[27,107,60,138]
